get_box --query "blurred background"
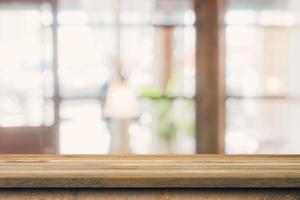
[0,0,299,154]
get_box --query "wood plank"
[0,155,299,188]
[0,189,300,200]
[195,0,226,153]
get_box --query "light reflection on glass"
[0,0,195,154]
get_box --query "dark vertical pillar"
[195,0,226,154]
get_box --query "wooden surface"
[0,189,299,200]
[195,0,226,153]
[0,155,300,188]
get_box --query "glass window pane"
[130,98,195,154]
[60,99,110,154]
[226,99,300,154]
[122,26,195,97]
[0,4,54,127]
[226,0,300,154]
[120,0,195,25]
[170,26,195,97]
[58,27,114,97]
[226,26,264,96]
[226,0,300,97]
[58,26,115,68]
[59,0,116,24]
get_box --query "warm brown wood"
[0,127,55,154]
[195,0,226,153]
[0,155,300,188]
[0,189,299,200]
[0,128,42,154]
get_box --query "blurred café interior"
[0,0,300,154]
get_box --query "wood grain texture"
[0,189,299,200]
[0,155,300,188]
[195,0,226,153]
